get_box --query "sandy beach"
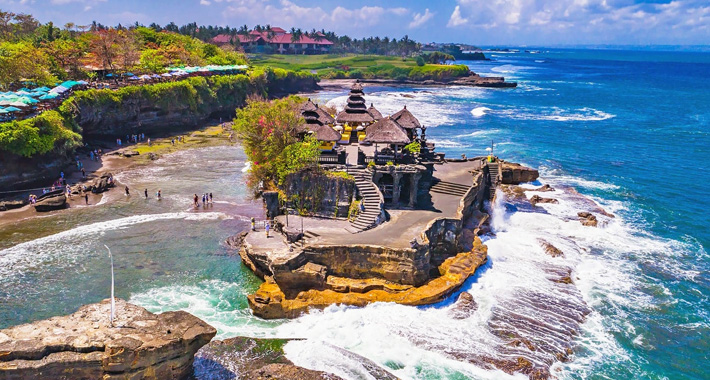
[0,124,233,227]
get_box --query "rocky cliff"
[0,299,216,380]
[500,161,540,184]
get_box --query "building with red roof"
[210,27,333,54]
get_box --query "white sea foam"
[241,161,251,173]
[454,129,501,138]
[0,212,231,281]
[499,106,615,122]
[471,107,491,117]
[428,139,470,149]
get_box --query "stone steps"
[430,180,471,197]
[348,169,382,233]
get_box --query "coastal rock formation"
[90,173,115,194]
[577,212,598,227]
[247,238,488,319]
[0,200,25,212]
[195,336,396,380]
[527,184,554,192]
[33,193,67,212]
[0,298,216,379]
[225,231,248,250]
[530,195,559,206]
[448,292,478,319]
[500,162,539,185]
[538,239,564,258]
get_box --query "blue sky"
[1,0,708,45]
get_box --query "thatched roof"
[315,105,335,124]
[336,109,375,123]
[308,123,341,142]
[391,105,421,129]
[300,98,318,112]
[363,117,411,144]
[368,103,383,120]
[351,80,364,93]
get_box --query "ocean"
[0,48,708,379]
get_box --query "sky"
[1,0,709,45]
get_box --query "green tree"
[0,41,57,89]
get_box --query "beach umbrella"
[106,73,115,77]
[17,97,38,104]
[4,106,22,112]
[15,90,32,96]
[124,72,135,77]
[34,86,51,92]
[77,80,88,85]
[49,85,69,94]
[152,74,161,79]
[139,74,152,80]
[0,109,8,114]
[161,73,172,77]
[128,76,140,81]
[9,101,28,107]
[39,93,59,100]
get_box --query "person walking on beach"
[157,189,162,200]
[125,186,130,196]
[84,193,89,204]
[265,220,270,238]
[194,194,199,207]
[209,193,213,204]
[144,189,148,199]
[81,168,86,178]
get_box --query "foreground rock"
[0,298,216,379]
[538,239,564,258]
[90,172,115,194]
[500,162,539,184]
[33,193,67,212]
[195,337,341,379]
[530,195,558,206]
[0,200,26,212]
[448,292,478,319]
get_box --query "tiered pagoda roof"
[299,98,341,141]
[336,80,375,124]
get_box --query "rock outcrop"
[527,184,554,192]
[530,195,558,206]
[0,200,26,212]
[577,212,598,227]
[247,238,488,319]
[195,336,396,380]
[448,292,478,319]
[33,193,67,212]
[90,173,115,194]
[538,239,564,258]
[0,298,216,379]
[500,162,539,185]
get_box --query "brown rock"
[0,200,26,211]
[225,231,248,250]
[121,150,140,157]
[33,193,67,212]
[448,292,478,319]
[500,162,539,185]
[527,184,554,192]
[530,195,559,206]
[247,363,343,379]
[537,239,564,258]
[577,212,598,227]
[0,299,216,379]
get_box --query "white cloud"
[447,0,710,44]
[200,0,211,5]
[409,8,434,29]
[447,5,468,27]
[221,0,412,31]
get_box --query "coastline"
[0,124,234,228]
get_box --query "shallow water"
[1,48,709,379]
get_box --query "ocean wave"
[471,107,491,117]
[0,212,232,281]
[501,107,615,122]
[428,139,471,149]
[454,129,501,138]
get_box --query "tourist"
[157,189,162,199]
[209,193,213,204]
[125,186,130,196]
[148,138,151,146]
[81,168,86,178]
[202,193,206,206]
[90,151,94,161]
[265,221,270,238]
[251,217,256,231]
[60,171,64,180]
[144,189,148,199]
[193,194,199,207]
[84,193,88,204]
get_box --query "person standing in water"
[209,193,213,204]
[125,186,130,196]
[144,189,148,199]
[84,193,89,204]
[193,194,199,207]
[157,189,162,200]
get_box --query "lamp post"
[104,245,115,327]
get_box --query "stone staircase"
[429,179,471,197]
[348,168,384,233]
[487,161,501,200]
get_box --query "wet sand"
[0,125,233,228]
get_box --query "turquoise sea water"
[0,48,708,379]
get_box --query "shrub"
[415,56,425,66]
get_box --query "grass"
[130,125,231,163]
[249,54,415,73]
[249,53,471,81]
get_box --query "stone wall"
[281,169,355,218]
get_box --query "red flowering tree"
[233,96,318,192]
